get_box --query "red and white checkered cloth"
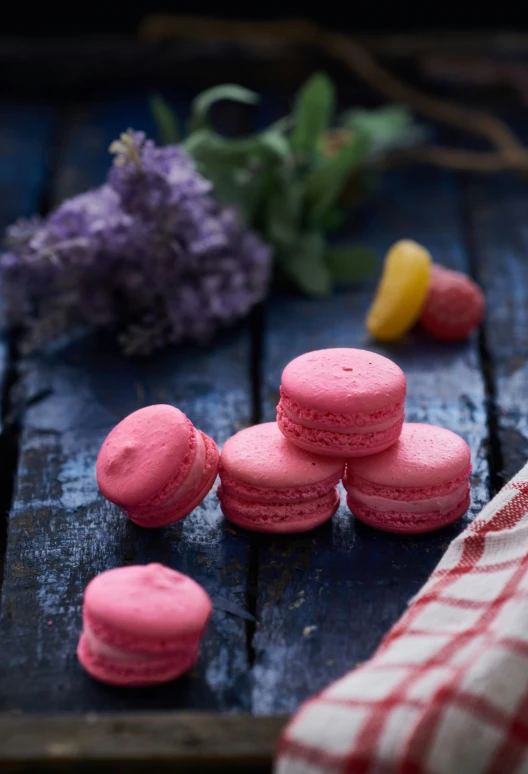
[276,464,528,774]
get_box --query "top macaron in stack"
[96,347,472,536]
[276,349,405,458]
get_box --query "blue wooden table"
[0,37,526,771]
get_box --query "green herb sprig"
[150,74,422,296]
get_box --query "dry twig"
[140,15,528,173]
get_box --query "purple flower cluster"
[1,131,272,355]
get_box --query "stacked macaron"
[94,352,473,538]
[217,347,472,536]
[217,422,344,533]
[276,349,405,457]
[343,423,471,534]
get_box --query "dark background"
[3,4,528,37]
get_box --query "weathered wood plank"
[0,104,55,583]
[252,163,490,713]
[0,97,253,712]
[0,713,283,773]
[462,159,528,484]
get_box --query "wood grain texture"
[0,105,55,591]
[0,96,254,712]
[0,713,283,772]
[251,164,490,713]
[462,168,528,485]
[0,334,254,713]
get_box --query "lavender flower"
[1,130,272,355]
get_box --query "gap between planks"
[457,172,505,498]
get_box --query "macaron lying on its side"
[277,348,406,457]
[77,563,212,686]
[344,423,471,534]
[217,422,344,533]
[96,405,219,528]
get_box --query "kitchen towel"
[276,462,528,774]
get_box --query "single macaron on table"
[77,564,212,686]
[96,404,219,528]
[277,348,406,457]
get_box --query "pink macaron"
[77,563,212,687]
[277,348,406,457]
[96,405,219,528]
[217,422,344,533]
[344,423,471,533]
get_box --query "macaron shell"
[220,422,343,489]
[96,405,193,507]
[127,432,219,528]
[281,349,406,415]
[77,633,198,687]
[346,423,471,488]
[84,564,212,641]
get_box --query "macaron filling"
[127,432,218,526]
[279,401,403,434]
[346,490,470,533]
[219,469,341,504]
[279,388,404,431]
[218,485,339,524]
[346,481,469,514]
[82,624,198,663]
[277,404,404,455]
[130,428,204,512]
[78,632,198,681]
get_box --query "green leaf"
[188,84,259,133]
[184,126,294,226]
[259,130,291,160]
[183,131,270,224]
[291,73,336,154]
[325,245,377,283]
[149,94,180,145]
[268,115,293,134]
[184,128,288,166]
[340,105,424,157]
[282,232,332,296]
[266,183,303,248]
[320,207,347,232]
[305,133,369,222]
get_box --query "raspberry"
[419,265,485,342]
